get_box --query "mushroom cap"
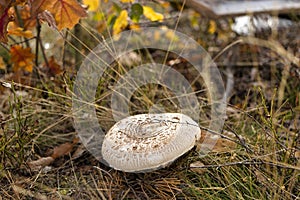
[101,113,201,172]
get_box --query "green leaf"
[130,3,143,23]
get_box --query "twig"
[190,159,300,170]
[10,37,36,46]
[223,124,253,153]
[37,20,49,68]
[62,31,68,68]
[35,18,40,67]
[227,103,298,151]
[0,42,9,52]
[190,160,262,169]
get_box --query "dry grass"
[0,8,299,200]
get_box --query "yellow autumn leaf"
[83,0,99,12]
[208,20,216,34]
[8,27,34,38]
[113,10,128,35]
[120,0,135,3]
[143,6,163,22]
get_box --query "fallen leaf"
[71,144,86,160]
[83,0,99,12]
[143,6,163,22]
[31,0,87,30]
[51,139,78,159]
[190,161,207,174]
[10,45,35,72]
[113,10,128,35]
[197,130,237,153]
[27,156,55,171]
[12,185,48,200]
[46,56,62,75]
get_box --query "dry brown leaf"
[51,140,78,159]
[212,138,237,152]
[50,0,87,30]
[12,185,48,200]
[27,156,55,171]
[71,144,86,160]
[190,161,207,175]
[45,56,62,75]
[198,130,237,153]
[29,0,49,16]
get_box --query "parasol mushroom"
[101,113,201,172]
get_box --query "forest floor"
[0,8,299,200]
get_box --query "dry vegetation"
[0,4,299,200]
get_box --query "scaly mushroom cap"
[101,113,201,172]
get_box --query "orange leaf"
[52,0,87,30]
[31,0,87,30]
[10,45,35,72]
[29,0,55,17]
